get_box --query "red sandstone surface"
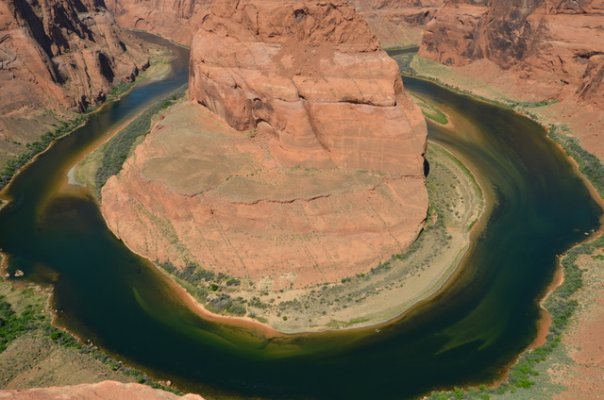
[0,0,147,164]
[0,381,204,400]
[351,0,443,47]
[101,0,428,289]
[420,0,604,158]
[105,0,210,45]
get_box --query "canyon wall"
[351,0,444,47]
[0,0,147,165]
[101,0,428,289]
[420,0,604,102]
[104,0,210,45]
[420,0,604,157]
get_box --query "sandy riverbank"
[78,123,488,335]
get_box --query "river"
[0,34,601,399]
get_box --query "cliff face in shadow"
[0,0,147,165]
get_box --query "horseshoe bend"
[0,0,603,399]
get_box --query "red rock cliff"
[350,0,444,47]
[418,0,604,161]
[0,0,147,163]
[104,0,210,45]
[189,0,427,175]
[101,0,428,288]
[420,0,604,104]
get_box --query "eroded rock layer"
[0,0,147,164]
[0,381,204,400]
[420,0,604,156]
[102,0,428,288]
[351,0,444,47]
[104,0,209,45]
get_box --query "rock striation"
[0,0,147,164]
[350,0,444,47]
[0,381,204,400]
[189,0,426,174]
[420,0,604,156]
[421,0,604,100]
[104,0,210,45]
[101,0,428,288]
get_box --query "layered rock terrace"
[101,0,428,288]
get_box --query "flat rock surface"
[102,102,427,288]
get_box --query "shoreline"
[0,32,176,202]
[407,58,604,398]
[93,137,490,337]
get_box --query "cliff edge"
[0,0,148,166]
[101,0,428,289]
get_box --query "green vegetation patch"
[159,261,247,317]
[0,116,87,189]
[95,89,185,197]
[0,285,176,391]
[412,95,449,125]
[549,124,604,198]
[0,296,43,352]
[426,235,604,399]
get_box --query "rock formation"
[0,0,147,165]
[420,0,604,157]
[101,0,428,288]
[0,381,204,400]
[421,0,604,99]
[104,0,210,45]
[351,0,444,47]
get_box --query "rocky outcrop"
[0,381,204,400]
[101,0,428,289]
[577,54,604,106]
[351,0,444,47]
[352,0,443,26]
[189,0,426,174]
[104,0,209,45]
[0,0,147,164]
[421,0,604,92]
[419,0,604,155]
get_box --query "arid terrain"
[419,0,604,159]
[0,0,603,399]
[350,0,444,48]
[0,381,204,400]
[0,0,150,168]
[101,0,429,292]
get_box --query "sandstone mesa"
[101,0,428,288]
